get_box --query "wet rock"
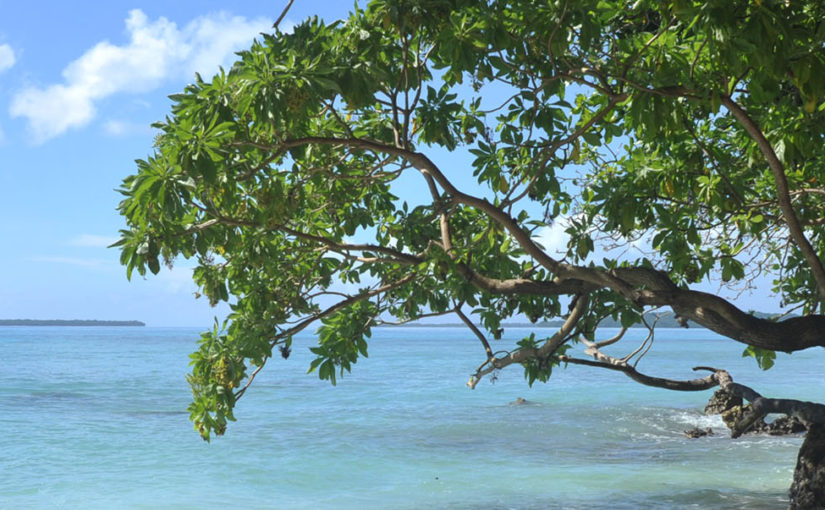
[768,415,807,436]
[718,403,807,436]
[684,427,714,438]
[705,388,743,415]
[721,404,769,434]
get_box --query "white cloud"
[0,44,14,73]
[69,234,121,248]
[10,9,271,143]
[533,220,571,257]
[102,119,152,137]
[11,84,96,142]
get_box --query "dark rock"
[705,388,743,415]
[721,404,769,434]
[768,415,807,436]
[685,427,714,438]
[718,403,808,436]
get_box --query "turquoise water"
[1,326,821,509]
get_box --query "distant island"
[0,320,145,327]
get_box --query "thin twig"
[273,0,295,30]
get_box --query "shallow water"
[1,326,819,508]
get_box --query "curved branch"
[272,136,567,275]
[456,306,494,361]
[593,326,627,349]
[721,95,825,304]
[559,356,726,391]
[266,136,645,300]
[554,360,825,437]
[238,137,825,352]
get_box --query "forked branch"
[467,295,588,388]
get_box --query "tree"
[115,0,825,505]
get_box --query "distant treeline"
[398,311,784,329]
[0,320,145,327]
[533,311,783,329]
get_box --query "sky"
[0,1,359,326]
[0,2,780,327]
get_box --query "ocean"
[1,325,821,509]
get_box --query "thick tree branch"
[237,138,825,352]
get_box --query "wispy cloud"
[9,9,271,143]
[0,44,14,73]
[68,234,120,248]
[102,119,154,137]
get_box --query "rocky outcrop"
[704,388,822,508]
[704,387,742,415]
[705,388,806,436]
[767,415,807,436]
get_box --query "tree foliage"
[115,0,825,442]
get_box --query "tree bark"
[789,423,825,510]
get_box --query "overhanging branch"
[231,138,825,353]
[721,94,825,305]
[559,356,726,391]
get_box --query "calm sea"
[1,325,822,509]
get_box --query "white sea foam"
[671,409,727,429]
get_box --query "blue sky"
[0,2,357,326]
[0,2,780,327]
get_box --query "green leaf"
[742,346,776,371]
